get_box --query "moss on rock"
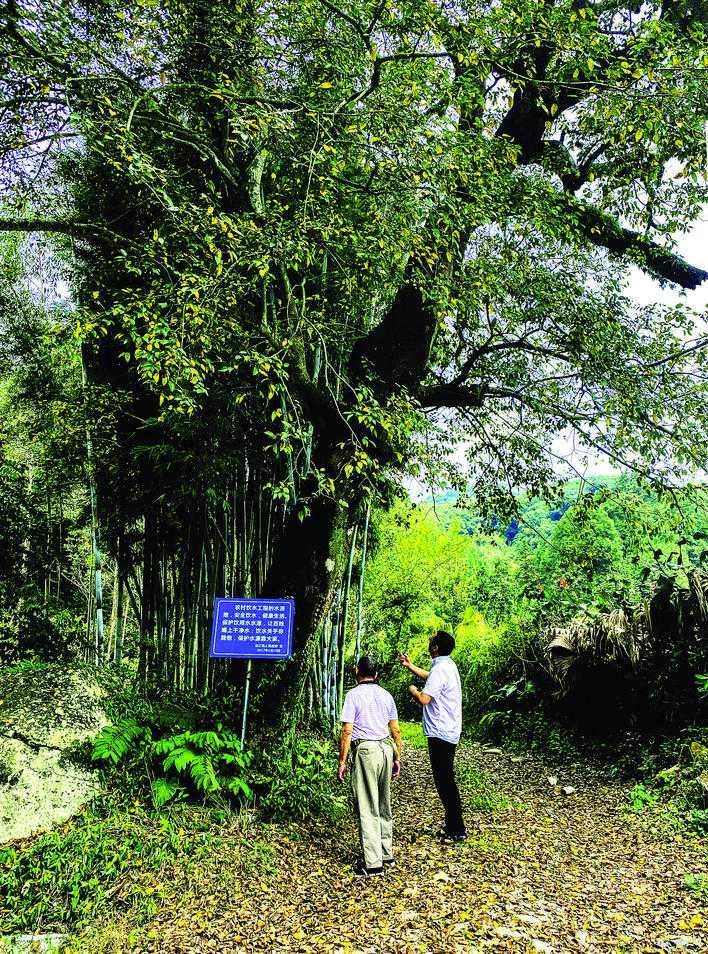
[0,664,108,844]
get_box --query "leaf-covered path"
[75,744,707,954]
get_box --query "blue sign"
[209,598,294,659]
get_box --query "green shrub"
[252,734,345,822]
[626,782,660,812]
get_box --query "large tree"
[2,0,707,720]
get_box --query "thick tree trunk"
[257,493,347,735]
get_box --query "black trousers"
[427,736,466,836]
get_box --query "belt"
[351,737,388,751]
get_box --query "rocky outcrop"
[0,664,108,844]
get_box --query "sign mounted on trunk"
[209,598,294,660]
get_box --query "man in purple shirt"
[401,630,466,842]
[338,656,402,877]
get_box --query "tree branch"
[570,201,708,289]
[420,382,487,409]
[0,218,117,242]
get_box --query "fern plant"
[91,718,150,764]
[153,727,253,801]
[93,720,252,808]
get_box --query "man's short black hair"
[356,655,378,678]
[430,630,455,656]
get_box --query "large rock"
[0,664,108,844]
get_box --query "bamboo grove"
[1,0,708,733]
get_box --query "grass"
[684,872,708,901]
[457,763,511,813]
[399,719,427,749]
[0,796,249,934]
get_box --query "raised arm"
[400,653,429,680]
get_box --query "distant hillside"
[417,475,707,558]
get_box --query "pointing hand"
[400,653,411,669]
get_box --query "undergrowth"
[251,734,346,822]
[0,797,237,933]
[91,668,343,822]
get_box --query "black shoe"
[353,860,385,878]
[439,831,467,843]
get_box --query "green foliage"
[365,505,521,657]
[92,719,253,808]
[626,773,708,835]
[398,720,427,750]
[0,657,49,678]
[365,483,708,744]
[154,728,253,799]
[685,810,708,837]
[0,589,71,667]
[520,502,633,619]
[252,735,345,822]
[89,673,339,822]
[0,801,228,933]
[457,765,510,814]
[477,709,514,736]
[92,718,149,765]
[684,873,708,901]
[626,783,661,812]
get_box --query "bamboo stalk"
[113,536,125,665]
[80,346,104,666]
[338,525,358,703]
[355,501,371,659]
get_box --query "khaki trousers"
[351,739,393,869]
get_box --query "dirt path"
[74,744,706,954]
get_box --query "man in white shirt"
[401,630,466,841]
[338,656,403,877]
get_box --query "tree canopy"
[2,0,707,719]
